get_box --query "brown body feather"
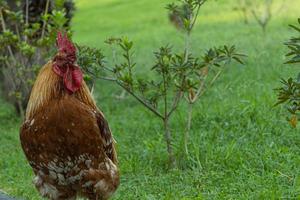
[20,62,119,200]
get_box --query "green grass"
[1,0,300,199]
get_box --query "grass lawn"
[1,0,300,199]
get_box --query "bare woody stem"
[25,0,29,25]
[199,68,223,98]
[189,2,204,33]
[181,1,205,159]
[209,69,223,87]
[167,90,183,118]
[164,117,176,167]
[17,99,25,120]
[184,102,193,156]
[41,0,50,38]
[162,67,176,167]
[251,0,272,34]
[90,71,163,119]
[184,1,203,59]
[183,67,222,157]
[24,0,29,42]
[0,8,17,65]
[184,32,190,61]
[183,76,206,157]
[116,81,164,120]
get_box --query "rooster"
[20,32,119,200]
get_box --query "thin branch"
[168,90,183,117]
[198,68,223,98]
[0,8,6,30]
[126,48,133,77]
[192,75,207,103]
[209,69,223,88]
[251,0,273,33]
[0,8,17,64]
[251,9,264,27]
[102,65,114,73]
[25,0,29,25]
[184,32,190,61]
[14,24,21,40]
[97,71,164,119]
[162,70,168,118]
[189,1,203,33]
[98,76,117,82]
[41,0,50,39]
[275,0,285,14]
[184,102,193,156]
[25,0,29,42]
[116,81,164,119]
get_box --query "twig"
[162,70,177,166]
[41,0,50,38]
[192,75,207,103]
[251,0,273,33]
[184,102,193,156]
[276,169,293,181]
[98,76,117,82]
[198,68,223,98]
[209,68,223,86]
[189,1,205,33]
[168,90,183,117]
[117,81,164,119]
[15,24,21,40]
[0,8,17,65]
[25,0,29,42]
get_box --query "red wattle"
[63,66,83,94]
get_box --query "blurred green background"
[1,0,300,199]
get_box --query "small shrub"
[275,18,300,127]
[251,0,273,33]
[0,0,74,117]
[78,0,245,168]
[234,0,286,33]
[233,0,252,24]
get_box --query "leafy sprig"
[276,19,300,127]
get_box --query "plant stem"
[185,102,193,156]
[242,8,248,24]
[115,81,164,119]
[193,75,207,103]
[167,90,182,117]
[17,100,25,120]
[25,0,29,42]
[94,71,164,119]
[181,2,204,159]
[41,0,50,38]
[15,24,21,40]
[112,46,126,98]
[163,117,176,168]
[0,8,17,65]
[189,2,202,32]
[126,49,132,77]
[209,69,223,86]
[112,47,117,64]
[199,68,223,97]
[184,32,190,61]
[162,65,177,167]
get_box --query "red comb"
[56,32,76,60]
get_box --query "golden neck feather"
[25,61,97,120]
